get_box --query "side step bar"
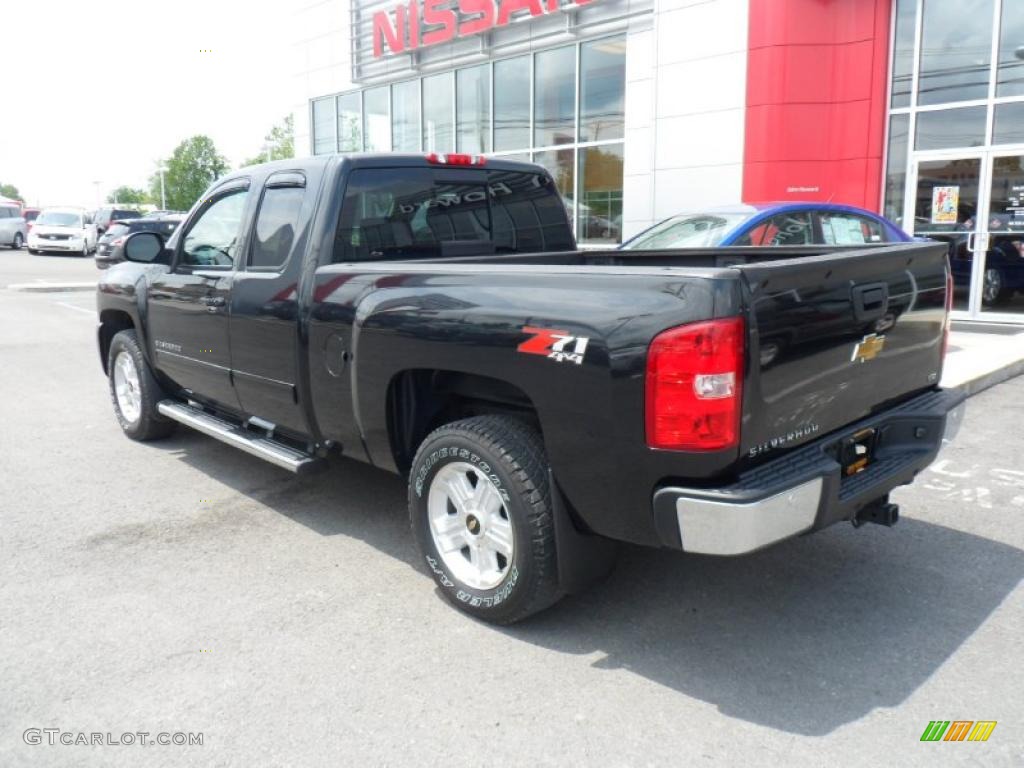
[157,400,324,474]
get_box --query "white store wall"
[621,0,749,239]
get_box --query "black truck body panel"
[97,154,959,551]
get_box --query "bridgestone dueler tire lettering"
[408,415,563,624]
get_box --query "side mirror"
[124,231,167,264]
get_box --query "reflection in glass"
[337,92,362,152]
[918,0,994,106]
[494,56,530,151]
[532,148,575,229]
[884,114,910,225]
[423,72,454,152]
[997,2,1024,97]
[983,157,1024,311]
[391,80,420,152]
[993,101,1024,145]
[912,157,982,311]
[891,0,917,107]
[534,46,576,147]
[580,37,625,142]
[915,106,986,150]
[578,144,624,245]
[363,87,390,152]
[456,65,490,154]
[313,97,336,154]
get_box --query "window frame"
[245,171,307,273]
[172,179,251,273]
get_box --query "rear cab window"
[332,166,573,262]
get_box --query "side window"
[819,212,885,245]
[0,208,9,219]
[735,212,814,246]
[250,185,305,269]
[181,189,248,267]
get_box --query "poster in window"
[931,186,960,224]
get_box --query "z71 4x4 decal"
[518,326,590,365]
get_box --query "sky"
[1,0,297,208]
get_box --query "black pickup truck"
[96,153,965,623]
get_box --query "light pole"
[92,181,101,209]
[158,166,168,210]
[263,142,273,163]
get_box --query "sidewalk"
[942,323,1024,395]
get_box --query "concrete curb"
[6,283,96,293]
[955,357,1024,399]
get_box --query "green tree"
[149,135,229,211]
[241,114,295,167]
[106,186,150,206]
[0,182,22,201]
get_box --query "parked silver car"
[0,204,26,250]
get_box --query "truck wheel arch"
[386,369,543,475]
[98,310,136,375]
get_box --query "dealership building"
[292,0,1024,322]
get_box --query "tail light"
[426,152,485,166]
[942,269,954,360]
[645,317,745,451]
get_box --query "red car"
[22,208,41,235]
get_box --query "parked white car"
[0,204,26,249]
[27,208,97,256]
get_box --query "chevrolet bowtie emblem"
[852,333,886,363]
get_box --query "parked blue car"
[620,202,910,250]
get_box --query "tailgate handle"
[852,282,889,322]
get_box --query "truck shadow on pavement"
[163,431,1023,738]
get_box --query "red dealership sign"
[372,0,597,58]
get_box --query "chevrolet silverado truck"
[96,153,965,624]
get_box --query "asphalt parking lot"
[1,249,1022,767]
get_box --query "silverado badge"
[851,333,885,363]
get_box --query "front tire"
[983,267,1012,306]
[107,329,175,441]
[12,232,23,250]
[409,416,562,624]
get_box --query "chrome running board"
[157,400,323,474]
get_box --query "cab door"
[228,171,310,435]
[146,182,251,410]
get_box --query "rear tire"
[409,415,562,624]
[107,329,175,441]
[982,267,1012,306]
[12,233,23,250]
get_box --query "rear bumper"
[652,388,966,555]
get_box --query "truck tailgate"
[738,242,949,461]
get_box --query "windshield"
[621,212,754,249]
[36,212,83,228]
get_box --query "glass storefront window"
[532,148,575,227]
[997,3,1024,97]
[456,65,490,154]
[884,114,910,225]
[391,80,420,152]
[993,101,1024,144]
[494,56,530,152]
[423,72,454,153]
[580,37,626,142]
[915,106,987,150]
[534,46,576,147]
[313,97,336,154]
[578,144,624,245]
[891,0,917,108]
[363,87,390,152]
[918,0,995,106]
[337,92,361,152]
